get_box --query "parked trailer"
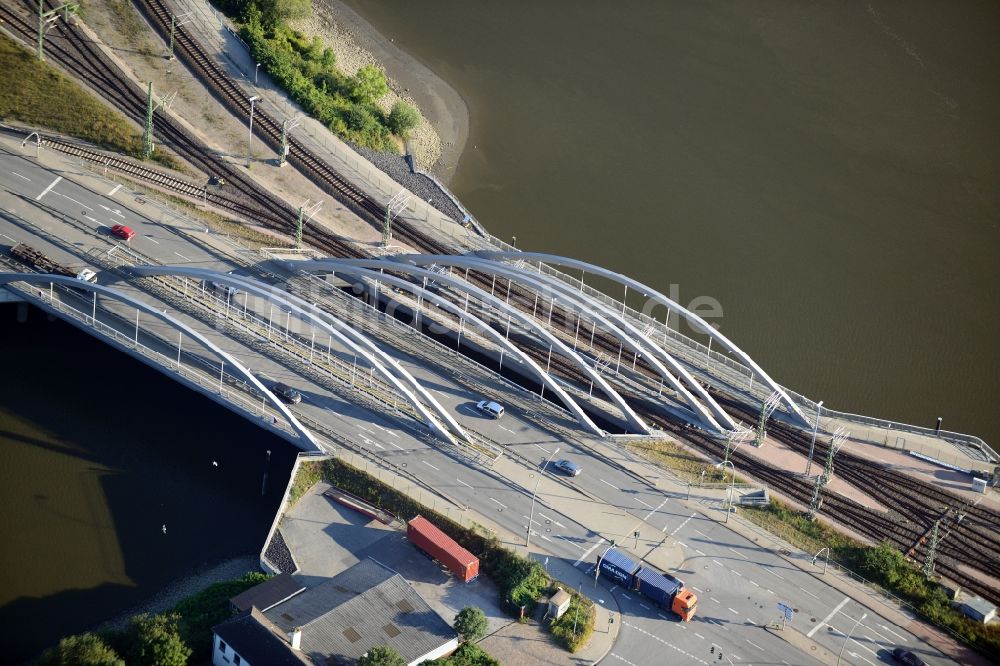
[597,547,697,621]
[406,515,479,583]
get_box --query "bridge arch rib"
[292,257,651,435]
[0,272,321,450]
[476,251,810,426]
[307,260,605,436]
[129,266,466,445]
[399,254,733,433]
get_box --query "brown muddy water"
[342,0,1000,445]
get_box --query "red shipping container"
[407,515,479,583]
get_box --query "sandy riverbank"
[290,0,469,182]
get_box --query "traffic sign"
[777,602,794,622]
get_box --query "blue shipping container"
[634,567,682,608]
[598,548,640,587]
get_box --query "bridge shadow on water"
[0,303,300,662]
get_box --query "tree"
[122,613,192,666]
[357,645,405,666]
[38,633,124,666]
[454,606,488,643]
[387,100,421,137]
[253,0,312,29]
[350,64,389,104]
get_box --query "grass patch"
[0,34,178,169]
[424,642,499,666]
[549,586,595,653]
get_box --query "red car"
[110,224,135,241]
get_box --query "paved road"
[0,142,957,666]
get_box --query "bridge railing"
[8,280,297,438]
[476,236,997,464]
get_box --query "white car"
[553,459,582,476]
[475,400,504,419]
[75,268,98,283]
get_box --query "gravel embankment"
[263,527,297,574]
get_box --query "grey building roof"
[264,559,456,665]
[212,607,312,666]
[230,572,306,613]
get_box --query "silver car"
[553,459,582,476]
[475,400,505,419]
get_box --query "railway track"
[5,0,997,605]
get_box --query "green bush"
[454,606,488,643]
[38,633,124,666]
[119,613,191,666]
[170,571,268,662]
[387,100,421,138]
[549,589,595,653]
[423,642,500,665]
[239,20,397,151]
[357,644,405,666]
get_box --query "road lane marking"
[538,512,565,528]
[11,172,30,181]
[849,651,877,666]
[694,632,705,640]
[728,607,738,614]
[389,442,404,451]
[557,535,583,549]
[728,547,749,560]
[765,567,786,580]
[694,548,705,556]
[609,654,639,666]
[808,597,850,638]
[639,603,649,610]
[643,498,668,522]
[712,559,724,567]
[750,580,759,587]
[634,497,654,509]
[802,588,820,599]
[107,183,122,196]
[746,640,763,651]
[573,538,605,567]
[421,460,440,471]
[175,253,193,262]
[670,512,696,536]
[539,533,551,542]
[678,541,687,547]
[498,425,515,434]
[599,478,619,490]
[56,193,91,210]
[535,444,551,454]
[621,594,631,600]
[691,586,702,593]
[456,479,473,489]
[880,624,907,641]
[623,622,708,665]
[657,613,667,619]
[710,597,720,604]
[488,497,506,508]
[35,175,62,201]
[731,570,742,577]
[370,441,384,450]
[1,233,16,241]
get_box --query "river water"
[343,0,1000,445]
[0,305,297,662]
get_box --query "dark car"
[552,459,582,477]
[271,382,302,405]
[892,648,925,666]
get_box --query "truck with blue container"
[597,546,697,621]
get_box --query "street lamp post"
[526,447,559,548]
[812,547,830,575]
[246,95,260,168]
[837,612,867,666]
[805,400,824,476]
[255,62,260,85]
[715,460,735,523]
